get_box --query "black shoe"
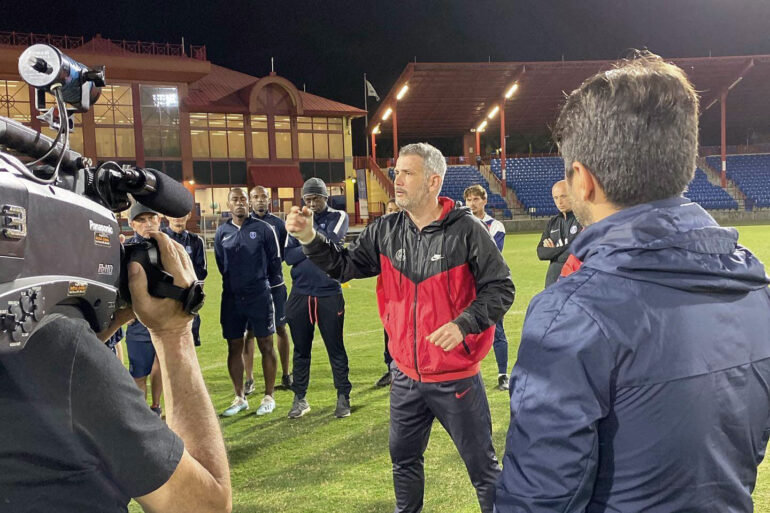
[497,374,509,391]
[281,374,293,389]
[334,395,351,418]
[375,371,392,387]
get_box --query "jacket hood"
[571,196,769,293]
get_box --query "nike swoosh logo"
[430,254,444,262]
[223,234,234,242]
[455,388,470,399]
[550,229,560,233]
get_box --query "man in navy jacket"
[284,178,352,419]
[495,52,770,512]
[214,188,283,417]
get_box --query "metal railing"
[0,31,207,61]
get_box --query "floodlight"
[477,120,488,132]
[505,83,519,99]
[382,107,393,120]
[396,84,409,100]
[488,105,500,119]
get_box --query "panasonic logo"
[89,220,114,235]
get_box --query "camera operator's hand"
[127,230,195,336]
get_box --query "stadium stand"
[491,157,565,216]
[684,169,739,210]
[706,154,770,208]
[492,156,742,216]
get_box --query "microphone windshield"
[133,168,193,218]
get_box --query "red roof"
[185,65,365,117]
[372,56,770,145]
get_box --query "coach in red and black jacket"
[287,142,514,513]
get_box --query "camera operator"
[0,230,231,512]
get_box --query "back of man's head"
[555,51,699,208]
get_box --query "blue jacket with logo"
[496,196,770,513]
[214,217,282,299]
[285,206,348,296]
[160,226,208,280]
[251,212,287,260]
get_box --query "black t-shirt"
[0,315,184,512]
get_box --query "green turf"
[129,225,770,513]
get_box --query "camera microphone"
[98,165,194,218]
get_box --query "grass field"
[129,225,770,513]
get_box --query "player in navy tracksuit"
[161,213,208,346]
[215,188,283,417]
[285,178,352,419]
[464,185,510,391]
[244,185,292,391]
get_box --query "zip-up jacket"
[286,206,348,297]
[214,216,282,299]
[497,196,770,512]
[481,213,505,251]
[251,212,288,260]
[537,210,581,286]
[160,226,208,280]
[302,197,515,382]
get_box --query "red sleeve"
[560,254,583,278]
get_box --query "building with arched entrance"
[0,32,369,223]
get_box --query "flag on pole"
[366,80,380,101]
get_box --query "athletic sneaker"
[497,374,510,391]
[150,405,162,417]
[375,371,392,387]
[221,396,249,417]
[244,379,255,396]
[281,374,293,389]
[256,395,276,416]
[287,396,310,419]
[334,395,351,418]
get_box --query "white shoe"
[256,395,276,416]
[222,396,249,417]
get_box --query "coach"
[496,52,770,512]
[287,143,514,513]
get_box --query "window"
[0,80,31,123]
[296,115,345,161]
[274,115,292,159]
[140,85,180,157]
[249,115,269,159]
[278,187,294,199]
[41,113,84,155]
[192,113,246,159]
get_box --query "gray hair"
[399,142,447,181]
[554,51,698,208]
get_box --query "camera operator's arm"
[131,231,231,513]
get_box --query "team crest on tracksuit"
[250,232,257,239]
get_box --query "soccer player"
[214,188,283,417]
[125,202,164,416]
[162,213,208,346]
[243,185,292,394]
[284,178,352,419]
[536,180,582,287]
[287,144,515,513]
[496,52,770,512]
[464,184,510,390]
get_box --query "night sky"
[6,0,770,153]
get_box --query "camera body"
[0,152,120,353]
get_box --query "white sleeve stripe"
[332,210,347,235]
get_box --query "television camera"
[0,44,203,354]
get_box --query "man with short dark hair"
[244,185,292,393]
[162,213,207,346]
[496,52,770,512]
[214,188,282,417]
[287,143,514,513]
[536,180,582,287]
[464,184,510,391]
[284,178,352,419]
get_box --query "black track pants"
[286,292,351,399]
[389,365,500,513]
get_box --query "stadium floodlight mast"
[499,81,519,195]
[371,123,381,161]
